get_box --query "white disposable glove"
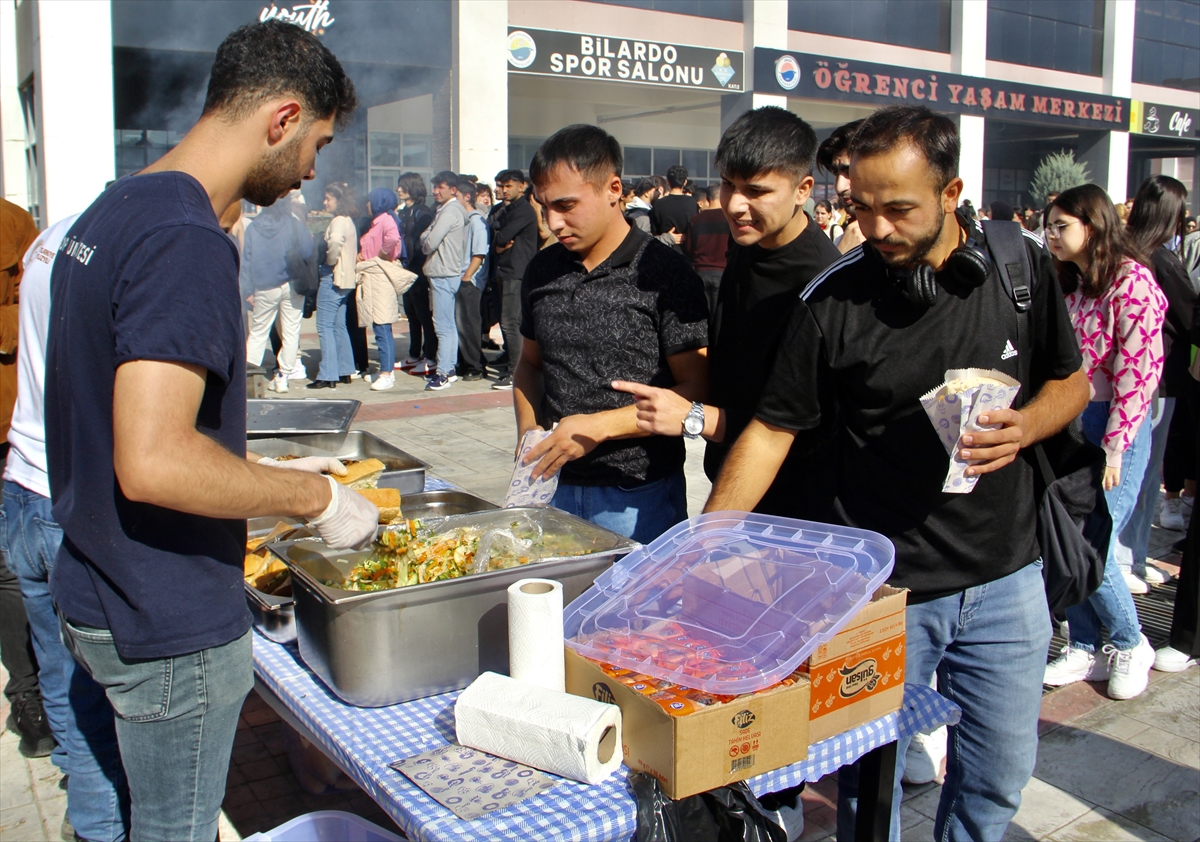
[309,475,379,549]
[258,456,349,476]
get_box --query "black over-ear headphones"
[885,237,992,307]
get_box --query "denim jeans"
[373,323,396,373]
[550,470,687,544]
[314,277,354,382]
[1067,401,1150,651]
[837,560,1051,841]
[60,620,252,842]
[1116,397,1174,577]
[428,275,460,376]
[0,482,129,841]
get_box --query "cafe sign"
[755,49,1130,132]
[507,28,743,92]
[1130,101,1199,141]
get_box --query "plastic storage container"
[243,811,403,841]
[563,512,895,695]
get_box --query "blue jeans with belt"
[550,470,688,544]
[0,481,129,841]
[59,619,252,842]
[314,275,355,382]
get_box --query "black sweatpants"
[456,281,484,375]
[499,275,522,369]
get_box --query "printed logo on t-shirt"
[1001,339,1018,360]
[60,236,97,267]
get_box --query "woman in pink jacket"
[359,188,402,390]
[1042,184,1167,701]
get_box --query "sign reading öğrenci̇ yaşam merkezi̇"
[507,28,743,93]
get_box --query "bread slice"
[357,487,401,522]
[335,458,386,489]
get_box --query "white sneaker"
[286,360,306,381]
[1105,634,1155,700]
[902,725,947,785]
[1123,570,1150,595]
[762,795,805,842]
[1044,646,1110,686]
[369,372,395,391]
[1161,497,1186,531]
[269,373,288,393]
[1141,564,1172,586]
[1152,646,1197,673]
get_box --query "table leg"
[854,741,898,842]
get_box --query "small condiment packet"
[391,744,560,820]
[504,429,558,508]
[919,368,1021,494]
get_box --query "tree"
[1030,150,1091,207]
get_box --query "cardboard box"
[565,649,811,800]
[797,585,907,744]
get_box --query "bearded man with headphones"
[706,105,1090,841]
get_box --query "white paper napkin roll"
[455,672,622,785]
[508,578,565,692]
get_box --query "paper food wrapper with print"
[920,368,1021,494]
[504,429,559,508]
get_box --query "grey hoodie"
[420,197,468,279]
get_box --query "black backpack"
[982,220,1110,615]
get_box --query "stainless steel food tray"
[247,399,361,438]
[250,431,430,494]
[269,507,638,707]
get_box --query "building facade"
[1,0,1197,227]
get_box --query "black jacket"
[490,199,538,281]
[1150,245,1198,397]
[399,203,435,276]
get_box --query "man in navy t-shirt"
[44,21,367,841]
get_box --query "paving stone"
[0,802,43,842]
[239,758,284,783]
[1037,680,1112,736]
[898,815,936,840]
[1125,723,1200,769]
[35,793,66,842]
[1044,806,1170,840]
[1070,701,1154,743]
[903,784,942,821]
[1001,776,1094,840]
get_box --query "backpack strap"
[981,219,1033,391]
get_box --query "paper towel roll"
[455,672,622,784]
[508,578,565,692]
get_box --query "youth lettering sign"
[507,28,742,92]
[755,49,1129,132]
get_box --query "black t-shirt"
[705,219,843,520]
[755,226,1082,601]
[46,173,249,659]
[521,225,708,485]
[651,194,699,243]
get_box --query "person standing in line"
[488,169,539,391]
[397,172,437,375]
[308,182,359,389]
[814,119,867,254]
[682,182,730,321]
[650,164,698,252]
[813,200,843,243]
[420,171,469,391]
[455,177,489,382]
[44,21,375,840]
[1042,183,1167,700]
[358,188,403,391]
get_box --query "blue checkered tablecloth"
[253,633,959,842]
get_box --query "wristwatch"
[682,402,705,439]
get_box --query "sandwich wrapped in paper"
[920,368,1021,494]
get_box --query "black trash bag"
[630,771,787,842]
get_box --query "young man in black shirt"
[650,164,699,251]
[816,119,867,255]
[514,125,708,543]
[488,169,538,389]
[615,107,842,522]
[706,106,1089,840]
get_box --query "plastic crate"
[242,811,404,842]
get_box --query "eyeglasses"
[1044,220,1080,238]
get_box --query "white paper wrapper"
[504,429,559,507]
[455,672,622,784]
[919,368,1021,494]
[508,578,565,692]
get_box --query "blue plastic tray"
[243,810,403,841]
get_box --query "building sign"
[1130,101,1199,141]
[507,28,743,92]
[755,49,1130,132]
[259,1,334,34]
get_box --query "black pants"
[697,269,723,327]
[345,293,369,372]
[1169,378,1200,658]
[499,275,522,368]
[403,277,437,361]
[481,278,501,337]
[1163,383,1197,491]
[0,519,39,700]
[456,281,484,375]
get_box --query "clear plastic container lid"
[563,512,895,695]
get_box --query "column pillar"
[950,0,987,210]
[1101,0,1135,201]
[722,0,787,132]
[452,0,508,182]
[0,0,27,209]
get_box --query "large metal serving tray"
[247,398,361,438]
[269,507,638,707]
[244,492,498,644]
[250,431,430,495]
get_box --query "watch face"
[684,414,703,435]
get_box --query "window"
[1133,0,1200,91]
[987,0,1105,76]
[788,0,951,53]
[579,0,741,22]
[369,132,433,194]
[19,81,39,227]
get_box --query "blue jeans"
[0,481,129,841]
[314,276,354,382]
[1067,401,1149,651]
[373,322,395,373]
[428,275,460,376]
[550,470,687,544]
[60,620,252,842]
[1116,397,1174,577]
[838,560,1051,841]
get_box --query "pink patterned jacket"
[1064,259,1167,469]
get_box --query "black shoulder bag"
[982,220,1111,615]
